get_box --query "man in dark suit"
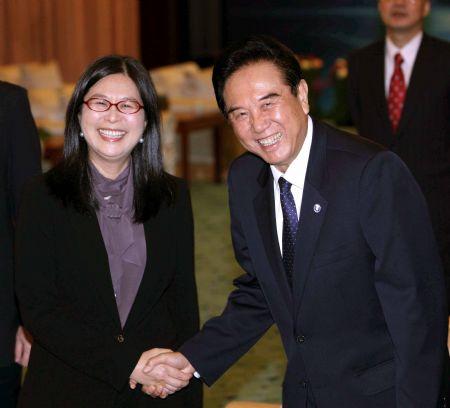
[0,81,41,407]
[347,0,450,344]
[141,36,447,407]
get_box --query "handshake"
[129,349,196,398]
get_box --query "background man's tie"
[279,177,298,287]
[388,52,406,133]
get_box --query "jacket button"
[296,335,306,343]
[116,334,125,343]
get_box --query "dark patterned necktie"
[279,177,298,287]
[388,53,406,133]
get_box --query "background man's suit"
[347,34,450,312]
[180,120,447,407]
[0,81,41,405]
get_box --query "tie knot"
[394,53,403,67]
[278,177,292,194]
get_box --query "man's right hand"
[129,349,192,397]
[141,351,196,397]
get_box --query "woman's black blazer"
[15,173,202,408]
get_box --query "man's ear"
[423,1,431,18]
[297,79,309,115]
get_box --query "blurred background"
[1,0,449,177]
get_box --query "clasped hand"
[129,349,194,398]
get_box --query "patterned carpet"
[190,182,285,408]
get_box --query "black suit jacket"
[347,34,450,311]
[0,81,41,366]
[15,175,202,407]
[180,120,447,407]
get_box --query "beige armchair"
[150,61,216,113]
[0,61,74,136]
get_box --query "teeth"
[258,132,282,147]
[99,129,125,138]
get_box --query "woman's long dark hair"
[46,55,175,222]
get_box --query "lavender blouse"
[91,163,146,327]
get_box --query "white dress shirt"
[271,116,313,255]
[384,31,423,96]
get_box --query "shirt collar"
[386,31,423,66]
[90,162,131,195]
[90,161,134,213]
[270,115,313,189]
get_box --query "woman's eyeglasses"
[83,98,144,114]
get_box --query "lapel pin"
[313,204,321,213]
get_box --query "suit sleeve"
[167,181,203,407]
[358,151,447,407]
[15,181,141,391]
[179,168,274,386]
[7,86,41,219]
[0,84,41,363]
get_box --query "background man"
[348,0,450,398]
[347,0,450,348]
[0,80,41,407]
[142,36,447,407]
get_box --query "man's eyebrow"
[259,92,280,101]
[226,106,240,115]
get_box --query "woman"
[15,56,202,407]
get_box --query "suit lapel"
[123,210,173,332]
[293,121,328,316]
[370,41,394,144]
[68,208,122,329]
[253,166,294,314]
[292,182,327,314]
[396,35,430,138]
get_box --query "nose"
[251,111,270,134]
[105,104,120,121]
